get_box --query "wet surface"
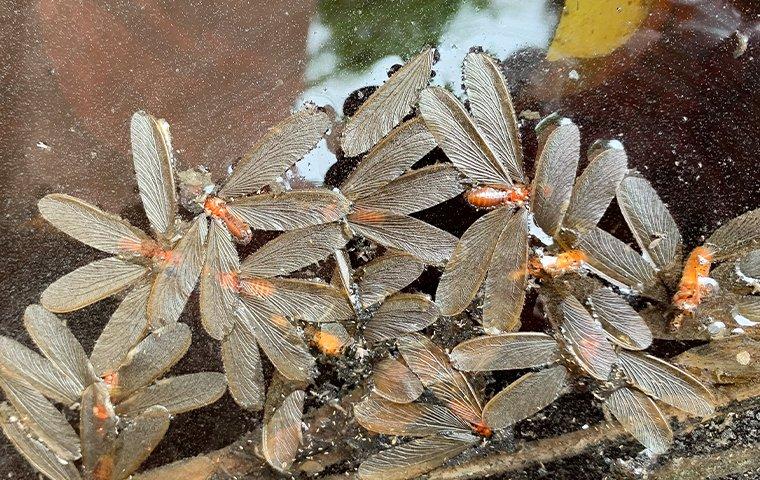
[1,0,760,478]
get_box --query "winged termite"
[262,389,306,473]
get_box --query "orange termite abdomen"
[471,421,493,438]
[464,185,529,209]
[204,196,253,244]
[673,246,715,312]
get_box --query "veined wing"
[463,51,525,182]
[530,116,580,238]
[355,396,470,437]
[559,294,617,381]
[372,357,424,403]
[112,406,170,480]
[363,293,439,345]
[341,117,437,201]
[450,333,560,372]
[38,193,151,255]
[355,164,463,215]
[241,277,352,323]
[604,387,672,454]
[617,176,682,270]
[131,111,177,240]
[482,365,569,430]
[220,105,331,197]
[115,373,226,417]
[738,250,760,279]
[200,219,240,340]
[588,288,652,350]
[436,207,511,316]
[227,190,350,231]
[706,207,760,260]
[737,295,760,323]
[80,382,118,477]
[357,251,425,309]
[262,390,305,473]
[348,208,457,265]
[419,86,512,186]
[341,47,435,157]
[222,323,265,411]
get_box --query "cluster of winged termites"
[2,46,758,480]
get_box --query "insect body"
[463,184,529,209]
[673,246,715,312]
[203,195,252,244]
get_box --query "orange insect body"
[463,185,529,209]
[102,372,118,390]
[204,195,253,244]
[309,328,345,356]
[239,277,276,298]
[93,457,114,480]
[471,421,493,438]
[529,250,586,278]
[673,246,715,312]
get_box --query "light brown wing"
[435,207,511,316]
[348,208,458,265]
[262,390,305,473]
[222,323,265,411]
[341,117,437,200]
[604,387,672,454]
[371,357,424,403]
[40,257,148,313]
[559,294,617,381]
[450,333,560,372]
[112,405,171,480]
[90,283,151,376]
[618,351,715,417]
[482,208,528,332]
[354,396,470,437]
[673,336,760,384]
[357,433,476,480]
[131,111,177,240]
[737,295,760,322]
[220,105,331,197]
[482,365,569,430]
[363,293,439,345]
[588,288,652,350]
[332,247,354,297]
[739,250,760,279]
[147,215,207,327]
[128,456,216,480]
[111,323,192,402]
[357,251,425,309]
[463,51,525,182]
[562,142,628,234]
[23,305,96,392]
[238,299,315,381]
[706,207,760,260]
[115,373,226,417]
[227,190,350,231]
[80,382,119,477]
[241,277,352,323]
[38,193,151,255]
[355,164,463,215]
[0,403,83,480]
[419,86,512,186]
[0,376,80,460]
[617,176,682,270]
[200,219,240,340]
[341,47,435,157]
[530,117,580,238]
[397,333,483,426]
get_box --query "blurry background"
[1,0,759,477]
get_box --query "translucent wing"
[111,323,192,402]
[80,382,118,477]
[227,190,350,231]
[363,293,439,345]
[357,433,476,480]
[604,387,672,454]
[40,257,148,313]
[238,300,315,381]
[128,456,215,480]
[0,403,82,480]
[147,216,207,327]
[341,47,435,157]
[38,193,150,255]
[463,51,525,182]
[371,357,424,403]
[563,143,628,233]
[341,118,437,201]
[618,351,714,417]
[617,176,682,270]
[220,105,331,197]
[90,283,151,376]
[559,294,617,380]
[706,207,760,260]
[0,376,80,460]
[130,111,177,239]
[673,336,760,384]
[241,277,352,323]
[355,164,463,215]
[738,250,760,279]
[530,118,580,237]
[419,86,512,186]
[355,397,469,436]
[357,251,425,309]
[262,390,305,473]
[588,288,652,350]
[112,406,170,480]
[482,208,528,332]
[222,323,265,411]
[115,373,226,417]
[435,207,511,316]
[450,333,560,372]
[200,219,240,340]
[737,295,760,322]
[23,305,96,392]
[397,333,483,426]
[348,208,458,265]
[482,365,569,430]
